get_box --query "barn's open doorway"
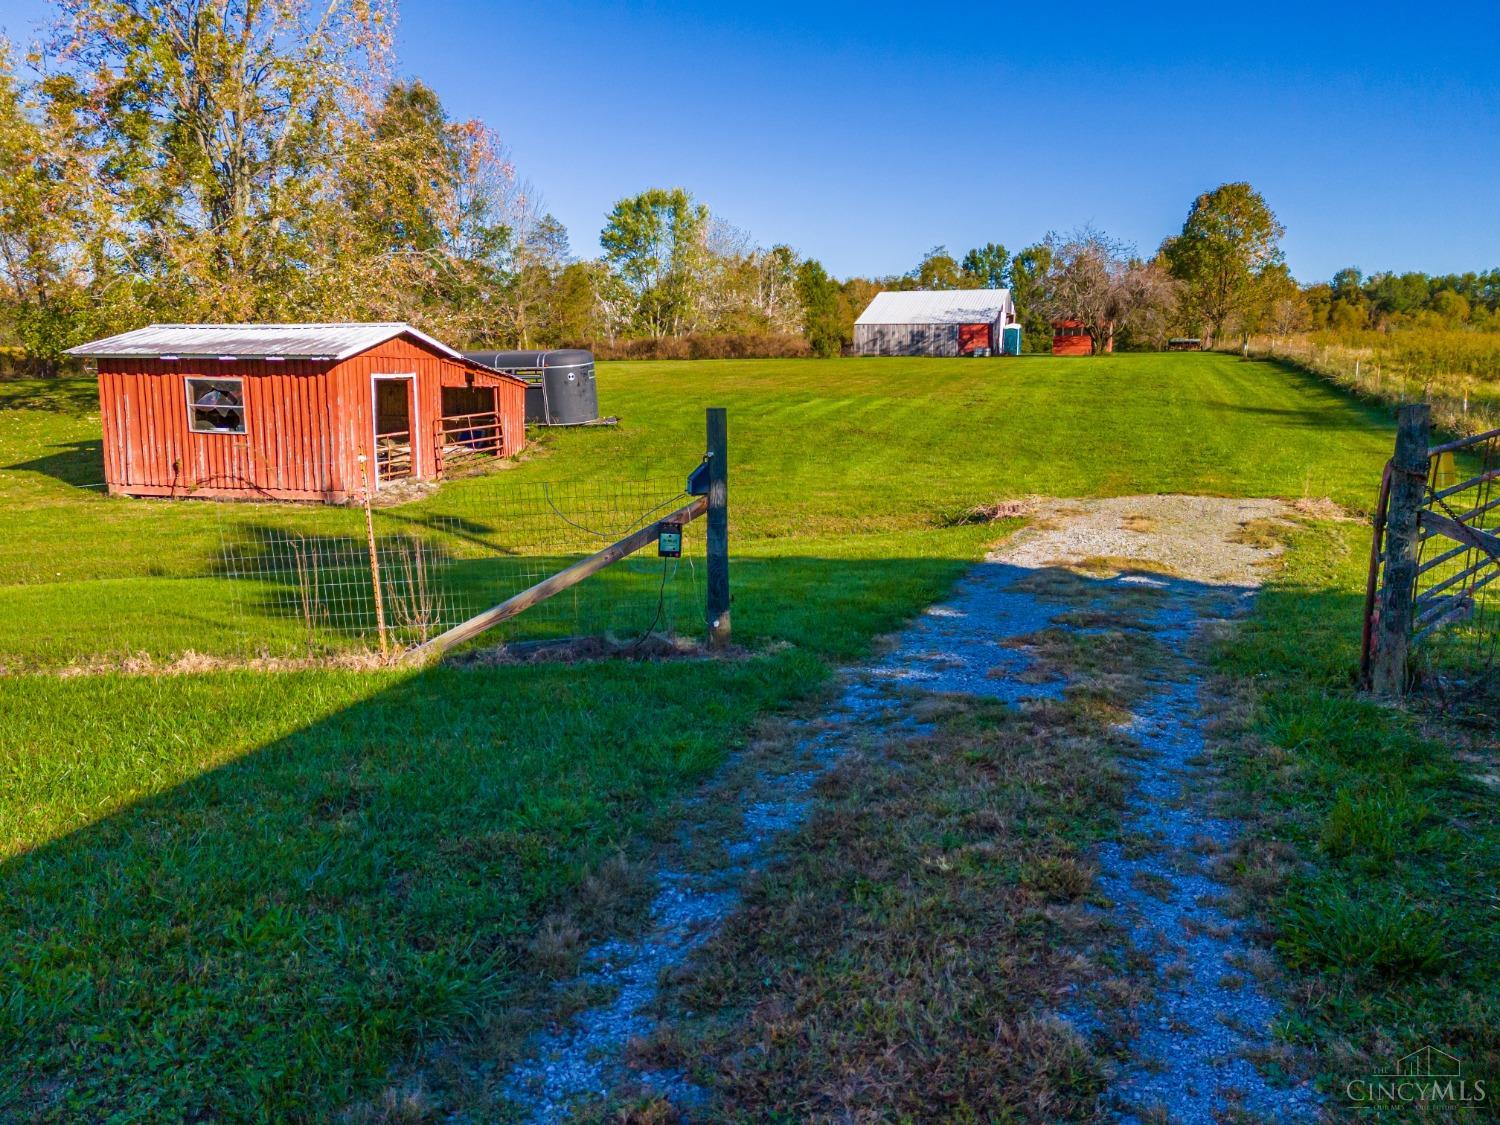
[441,385,495,418]
[372,375,415,486]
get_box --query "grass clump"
[1228,517,1290,550]
[1001,625,1168,707]
[1072,555,1179,578]
[1319,786,1430,866]
[1277,886,1446,976]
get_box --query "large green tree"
[335,80,524,342]
[1161,182,1285,346]
[796,259,843,357]
[960,243,1010,289]
[1367,271,1432,320]
[600,187,708,338]
[0,44,100,371]
[42,0,396,323]
[906,245,962,290]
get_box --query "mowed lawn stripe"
[3,353,1393,594]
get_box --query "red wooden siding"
[95,332,528,502]
[957,323,991,354]
[1051,320,1095,356]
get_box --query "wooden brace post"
[404,495,708,663]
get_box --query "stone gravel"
[497,495,1319,1122]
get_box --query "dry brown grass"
[1057,614,1159,641]
[998,626,1170,709]
[1130,870,1177,902]
[1119,513,1159,533]
[1227,518,1290,550]
[1071,555,1179,578]
[38,647,393,678]
[342,1082,435,1124]
[941,495,1048,526]
[638,694,1142,1119]
[1290,496,1357,521]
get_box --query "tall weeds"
[1244,330,1500,438]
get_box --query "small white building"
[853,289,1019,357]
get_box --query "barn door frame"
[370,373,418,487]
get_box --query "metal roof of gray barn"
[66,323,467,362]
[854,289,1012,326]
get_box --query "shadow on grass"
[0,377,97,415]
[1220,355,1398,428]
[0,550,981,1117]
[0,652,821,1118]
[5,438,106,489]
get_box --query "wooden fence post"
[706,407,731,648]
[357,455,390,659]
[1371,403,1431,697]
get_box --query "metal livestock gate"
[1363,403,1500,696]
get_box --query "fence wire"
[217,476,702,658]
[1413,429,1500,690]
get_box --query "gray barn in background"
[853,289,1018,357]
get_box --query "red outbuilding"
[68,323,528,502]
[1051,320,1107,356]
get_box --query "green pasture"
[1,353,1394,667]
[5,352,1487,1117]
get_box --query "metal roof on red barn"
[68,322,480,365]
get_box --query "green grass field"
[1,353,1490,1117]
[1,353,1393,667]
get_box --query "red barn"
[68,323,528,502]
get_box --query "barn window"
[186,378,246,434]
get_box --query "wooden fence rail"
[405,407,730,663]
[434,411,504,476]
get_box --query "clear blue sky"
[3,0,1497,282]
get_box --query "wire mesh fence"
[216,476,704,659]
[1412,428,1500,691]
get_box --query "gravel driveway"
[499,495,1320,1122]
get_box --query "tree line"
[0,1,1494,373]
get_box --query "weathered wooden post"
[706,407,731,648]
[357,455,390,659]
[1370,403,1431,697]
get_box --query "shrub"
[584,333,812,361]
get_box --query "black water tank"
[463,349,599,425]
